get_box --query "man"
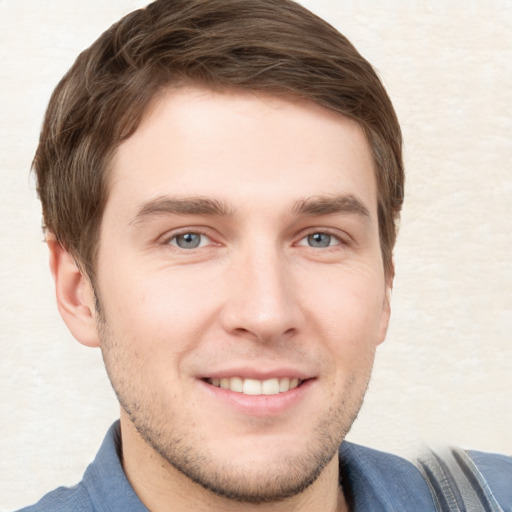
[17,1,511,511]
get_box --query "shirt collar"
[82,421,149,512]
[339,441,435,511]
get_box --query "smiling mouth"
[205,377,303,396]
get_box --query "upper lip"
[198,366,315,381]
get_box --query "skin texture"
[50,87,391,512]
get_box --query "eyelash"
[163,229,346,251]
[297,231,344,248]
[165,230,213,250]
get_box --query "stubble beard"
[96,305,372,504]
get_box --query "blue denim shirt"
[17,421,511,511]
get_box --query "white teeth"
[279,377,290,392]
[208,376,302,395]
[261,378,280,395]
[243,378,262,395]
[230,377,243,393]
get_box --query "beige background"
[1,0,511,509]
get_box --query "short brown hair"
[35,0,403,281]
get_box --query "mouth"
[204,376,303,396]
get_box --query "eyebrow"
[130,193,371,226]
[130,196,233,225]
[292,194,371,221]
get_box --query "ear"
[47,235,100,348]
[377,265,394,345]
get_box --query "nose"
[219,243,303,344]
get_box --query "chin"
[162,440,339,504]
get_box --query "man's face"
[93,87,390,502]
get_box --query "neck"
[119,416,348,512]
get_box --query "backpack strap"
[416,447,505,512]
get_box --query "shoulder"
[14,483,93,512]
[339,443,512,511]
[467,449,512,509]
[15,422,148,512]
[415,446,512,512]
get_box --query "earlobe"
[47,235,100,348]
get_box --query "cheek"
[302,268,386,343]
[299,269,386,390]
[99,265,223,355]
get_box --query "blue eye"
[170,233,206,249]
[304,232,339,248]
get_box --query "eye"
[299,232,340,248]
[168,232,210,249]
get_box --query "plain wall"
[1,1,511,509]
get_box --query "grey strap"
[416,447,505,512]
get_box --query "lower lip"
[199,379,314,416]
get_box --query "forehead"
[107,86,377,217]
